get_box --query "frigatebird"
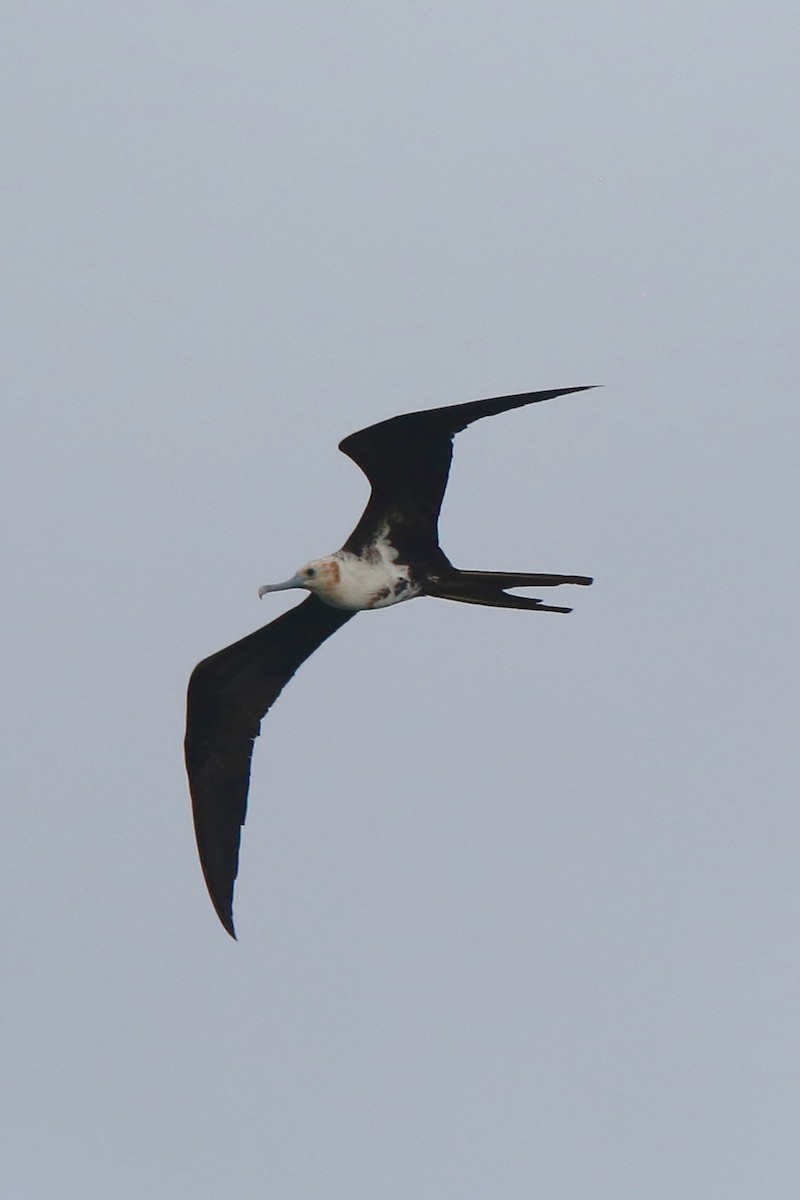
[185,386,594,936]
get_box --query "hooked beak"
[258,573,307,599]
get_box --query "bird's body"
[186,385,595,936]
[269,534,421,612]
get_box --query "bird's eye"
[305,567,316,578]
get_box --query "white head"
[258,556,342,601]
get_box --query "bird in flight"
[185,386,594,936]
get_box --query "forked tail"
[425,570,592,613]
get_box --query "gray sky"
[3,2,799,1196]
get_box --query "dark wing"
[338,386,594,562]
[185,594,356,937]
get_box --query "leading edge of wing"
[338,385,597,473]
[184,594,356,938]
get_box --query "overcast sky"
[3,2,799,1197]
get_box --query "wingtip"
[219,904,237,939]
[211,898,237,939]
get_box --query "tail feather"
[453,570,593,589]
[425,569,592,614]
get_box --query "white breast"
[318,534,421,611]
